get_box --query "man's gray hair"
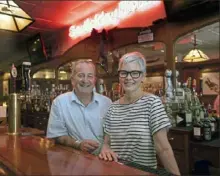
[118,51,147,72]
[71,59,96,78]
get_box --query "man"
[47,60,112,154]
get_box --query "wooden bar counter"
[0,126,156,176]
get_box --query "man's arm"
[55,135,79,148]
[55,136,99,153]
[47,99,99,153]
[153,129,180,175]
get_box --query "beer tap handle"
[10,64,17,93]
[24,69,30,91]
[22,62,31,91]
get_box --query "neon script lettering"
[69,1,160,39]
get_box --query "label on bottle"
[204,127,211,141]
[176,88,184,100]
[193,127,201,136]
[210,122,215,132]
[186,112,192,126]
[200,110,204,119]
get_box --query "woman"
[99,52,180,175]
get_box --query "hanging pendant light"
[0,0,34,32]
[183,34,209,62]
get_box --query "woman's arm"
[99,134,118,161]
[153,129,180,175]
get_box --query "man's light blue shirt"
[46,91,112,143]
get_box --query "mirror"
[33,69,55,79]
[58,62,73,80]
[32,68,56,93]
[175,22,219,63]
[174,22,220,116]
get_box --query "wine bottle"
[209,111,217,135]
[185,101,192,127]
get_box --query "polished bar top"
[0,127,154,175]
[0,126,45,136]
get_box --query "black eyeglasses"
[118,70,143,78]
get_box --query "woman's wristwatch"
[74,140,81,149]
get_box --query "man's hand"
[79,139,99,153]
[99,144,118,162]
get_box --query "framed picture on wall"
[202,72,220,95]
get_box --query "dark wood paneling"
[190,139,220,174]
[168,127,191,174]
[22,111,49,133]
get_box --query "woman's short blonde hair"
[118,51,146,72]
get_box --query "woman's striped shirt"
[104,94,171,168]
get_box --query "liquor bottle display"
[163,69,219,142]
[21,83,71,113]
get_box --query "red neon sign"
[69,1,165,39]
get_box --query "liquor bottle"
[200,105,205,120]
[44,88,51,112]
[187,77,192,90]
[176,82,185,104]
[26,92,33,112]
[212,110,218,137]
[50,84,57,102]
[185,101,192,127]
[207,103,212,117]
[203,119,212,141]
[183,82,192,103]
[209,111,217,135]
[192,78,197,93]
[33,98,40,112]
[199,78,203,97]
[193,119,203,141]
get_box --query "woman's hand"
[99,144,118,162]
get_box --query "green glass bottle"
[203,119,212,141]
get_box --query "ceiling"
[0,0,119,73]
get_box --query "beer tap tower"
[7,62,31,135]
[8,64,21,135]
